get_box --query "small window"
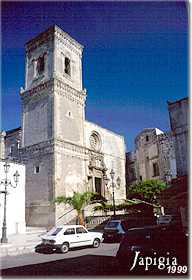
[64,57,71,76]
[76,227,87,234]
[34,166,40,174]
[140,175,142,181]
[9,145,14,155]
[66,111,72,118]
[64,228,75,235]
[146,135,149,142]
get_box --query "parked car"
[103,220,126,242]
[157,214,182,226]
[103,217,156,243]
[35,225,103,253]
[116,224,188,270]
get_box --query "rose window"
[89,132,101,151]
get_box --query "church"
[2,26,126,227]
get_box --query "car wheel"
[93,238,100,248]
[60,242,69,253]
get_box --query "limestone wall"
[20,141,55,227]
[22,94,54,147]
[84,121,126,201]
[168,98,188,176]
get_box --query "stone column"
[0,131,6,160]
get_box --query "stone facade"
[127,128,177,185]
[168,97,188,176]
[3,128,21,160]
[0,131,6,160]
[4,25,126,227]
[125,152,137,189]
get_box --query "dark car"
[103,220,125,242]
[116,224,188,272]
[103,217,156,243]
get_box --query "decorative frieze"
[26,25,83,57]
[19,139,54,160]
[54,25,83,57]
[26,27,54,54]
[20,78,86,106]
[54,78,86,106]
[20,79,54,103]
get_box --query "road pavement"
[0,242,188,277]
[1,242,118,269]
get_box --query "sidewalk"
[0,227,47,257]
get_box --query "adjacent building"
[168,97,188,176]
[3,25,126,227]
[126,128,177,189]
[159,97,189,229]
[125,152,137,190]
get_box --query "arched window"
[89,132,101,151]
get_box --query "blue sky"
[1,1,188,151]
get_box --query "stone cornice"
[26,27,54,54]
[54,26,83,57]
[55,138,103,158]
[20,79,54,103]
[26,25,83,56]
[54,78,86,106]
[55,138,87,156]
[20,78,86,106]
[19,139,54,159]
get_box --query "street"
[0,242,188,277]
[1,242,121,276]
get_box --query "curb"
[1,244,36,257]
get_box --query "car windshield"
[106,221,119,228]
[47,227,63,236]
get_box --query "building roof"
[135,127,164,142]
[167,97,188,106]
[26,25,84,52]
[6,127,21,135]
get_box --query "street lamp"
[0,161,20,243]
[110,169,116,217]
[165,172,172,185]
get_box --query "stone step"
[26,226,47,235]
[1,244,36,257]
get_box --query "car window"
[48,227,62,236]
[106,221,119,228]
[64,228,75,235]
[76,227,87,234]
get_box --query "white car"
[38,225,103,253]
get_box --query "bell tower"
[20,26,87,227]
[22,25,86,147]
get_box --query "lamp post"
[110,169,116,217]
[165,172,172,185]
[0,161,20,243]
